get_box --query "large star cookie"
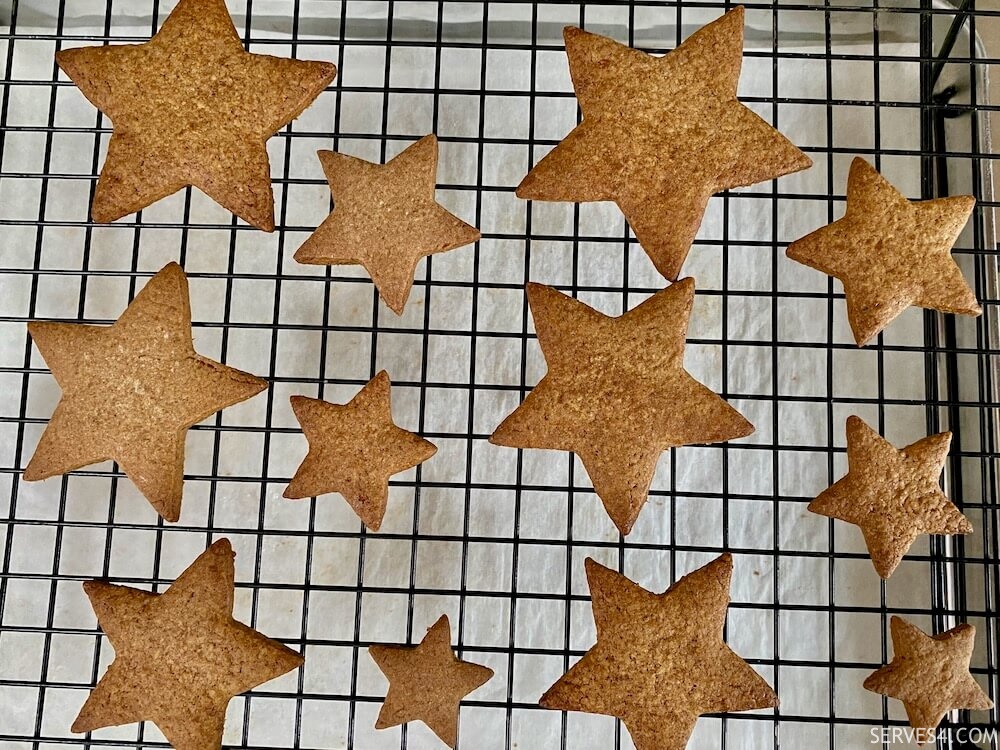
[865,617,992,741]
[808,416,972,579]
[517,6,810,280]
[541,554,777,750]
[24,263,267,521]
[294,134,481,313]
[56,0,336,230]
[369,615,493,748]
[73,539,303,750]
[284,371,437,530]
[490,279,753,536]
[786,157,980,345]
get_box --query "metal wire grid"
[0,0,997,748]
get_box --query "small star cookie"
[369,615,493,748]
[56,0,336,230]
[808,416,972,579]
[73,539,303,750]
[490,279,753,536]
[517,7,811,280]
[294,134,481,313]
[24,263,267,521]
[865,617,992,742]
[284,371,437,530]
[786,157,980,345]
[541,554,777,750]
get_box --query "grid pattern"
[0,1,997,749]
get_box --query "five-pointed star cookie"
[786,157,981,345]
[23,262,267,522]
[490,279,753,536]
[808,416,972,579]
[865,616,992,740]
[72,539,303,750]
[369,615,493,748]
[294,135,481,314]
[56,0,336,230]
[516,7,811,280]
[284,371,437,530]
[541,554,777,750]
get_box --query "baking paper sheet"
[0,2,973,749]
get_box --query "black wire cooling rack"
[0,1,998,749]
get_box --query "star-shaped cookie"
[786,157,980,345]
[23,262,266,521]
[541,554,777,750]
[294,135,481,313]
[369,615,493,748]
[808,416,972,579]
[73,539,303,750]
[516,7,811,280]
[284,371,437,530]
[490,279,753,536]
[56,0,336,230]
[865,616,992,740]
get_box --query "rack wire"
[0,0,998,748]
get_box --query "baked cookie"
[865,616,992,743]
[786,157,980,345]
[369,615,493,748]
[490,279,753,535]
[808,416,972,579]
[517,7,811,280]
[23,263,267,521]
[284,371,437,530]
[541,554,777,750]
[56,0,336,230]
[294,135,480,313]
[73,539,303,749]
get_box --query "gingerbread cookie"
[517,7,811,280]
[786,157,980,345]
[24,263,267,521]
[56,0,336,230]
[369,615,493,748]
[490,279,753,535]
[808,416,972,579]
[284,371,437,530]
[294,135,481,314]
[541,554,777,750]
[73,539,303,749]
[865,616,992,742]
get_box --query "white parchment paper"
[0,3,979,749]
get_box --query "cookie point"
[952,622,976,637]
[845,414,867,433]
[161,260,184,275]
[81,579,102,597]
[20,460,43,481]
[707,552,734,579]
[209,537,234,556]
[430,613,451,632]
[289,394,312,410]
[874,559,895,580]
[318,61,338,83]
[583,557,607,577]
[525,281,557,307]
